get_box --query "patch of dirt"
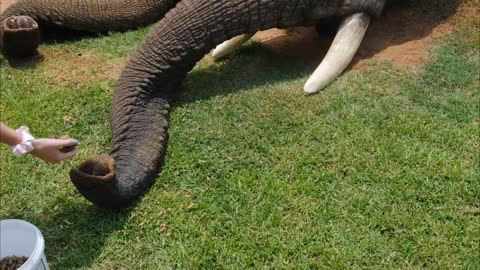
[0,0,16,12]
[39,48,126,85]
[252,0,477,70]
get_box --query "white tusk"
[304,12,371,94]
[211,33,255,61]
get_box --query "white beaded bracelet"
[10,126,35,156]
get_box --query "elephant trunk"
[70,0,387,208]
[0,0,179,57]
[70,0,313,208]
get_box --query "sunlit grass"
[1,16,478,270]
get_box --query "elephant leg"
[1,0,179,58]
[0,15,40,57]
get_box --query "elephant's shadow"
[177,42,312,104]
[6,201,132,269]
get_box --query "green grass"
[1,22,479,270]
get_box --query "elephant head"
[0,0,179,57]
[70,0,389,208]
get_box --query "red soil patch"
[39,49,126,85]
[0,0,16,13]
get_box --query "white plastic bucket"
[0,219,49,270]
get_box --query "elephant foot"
[1,16,41,57]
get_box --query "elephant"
[68,0,391,208]
[0,0,179,57]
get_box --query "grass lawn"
[1,4,479,270]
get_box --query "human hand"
[30,138,78,164]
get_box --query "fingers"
[53,142,77,162]
[43,148,77,164]
[59,148,77,160]
[32,138,78,148]
[50,138,79,147]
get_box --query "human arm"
[0,122,78,164]
[0,122,22,145]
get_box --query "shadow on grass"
[41,26,103,45]
[6,201,132,269]
[175,42,311,105]
[2,52,44,69]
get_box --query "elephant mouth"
[1,15,41,57]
